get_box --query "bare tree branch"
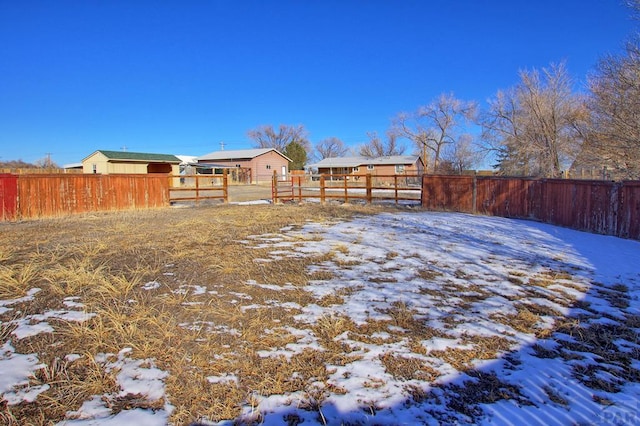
[479,62,586,177]
[582,41,640,179]
[247,124,311,153]
[358,131,405,158]
[313,137,349,161]
[393,93,477,172]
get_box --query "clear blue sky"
[0,0,635,166]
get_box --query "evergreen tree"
[283,141,308,170]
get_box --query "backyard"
[0,203,639,425]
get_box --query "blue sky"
[0,1,635,166]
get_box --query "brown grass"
[1,203,637,424]
[379,353,438,381]
[431,335,513,370]
[0,204,393,425]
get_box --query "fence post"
[394,175,399,205]
[366,174,372,204]
[271,170,278,203]
[223,169,228,203]
[195,173,200,205]
[343,174,348,203]
[297,175,302,203]
[611,181,620,237]
[472,173,477,214]
[421,174,426,207]
[320,175,326,204]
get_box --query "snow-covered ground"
[1,211,639,425]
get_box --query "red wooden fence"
[422,175,640,240]
[0,173,18,220]
[0,174,170,221]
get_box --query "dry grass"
[0,203,637,424]
[379,353,438,381]
[0,204,393,425]
[431,335,513,370]
[0,263,41,299]
[492,305,541,334]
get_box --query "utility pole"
[220,141,225,151]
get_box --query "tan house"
[197,148,291,184]
[82,150,181,175]
[308,156,425,180]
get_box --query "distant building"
[197,148,291,184]
[82,150,181,175]
[62,162,83,172]
[308,156,425,179]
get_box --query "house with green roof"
[81,150,181,175]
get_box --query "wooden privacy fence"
[422,175,640,240]
[273,172,422,205]
[0,174,170,221]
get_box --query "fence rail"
[169,171,228,204]
[422,175,640,240]
[273,172,422,205]
[0,168,83,174]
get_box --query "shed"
[197,148,291,183]
[82,150,181,175]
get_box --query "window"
[353,166,360,172]
[266,165,271,170]
[395,164,405,173]
[367,164,375,171]
[92,164,97,174]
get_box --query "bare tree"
[479,88,525,174]
[572,0,640,179]
[441,134,481,174]
[480,63,587,177]
[581,41,640,179]
[393,93,477,172]
[313,137,350,161]
[35,154,59,169]
[358,131,404,158]
[247,124,311,153]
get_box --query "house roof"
[84,150,181,163]
[308,156,422,169]
[63,162,83,169]
[175,155,199,165]
[198,148,291,162]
